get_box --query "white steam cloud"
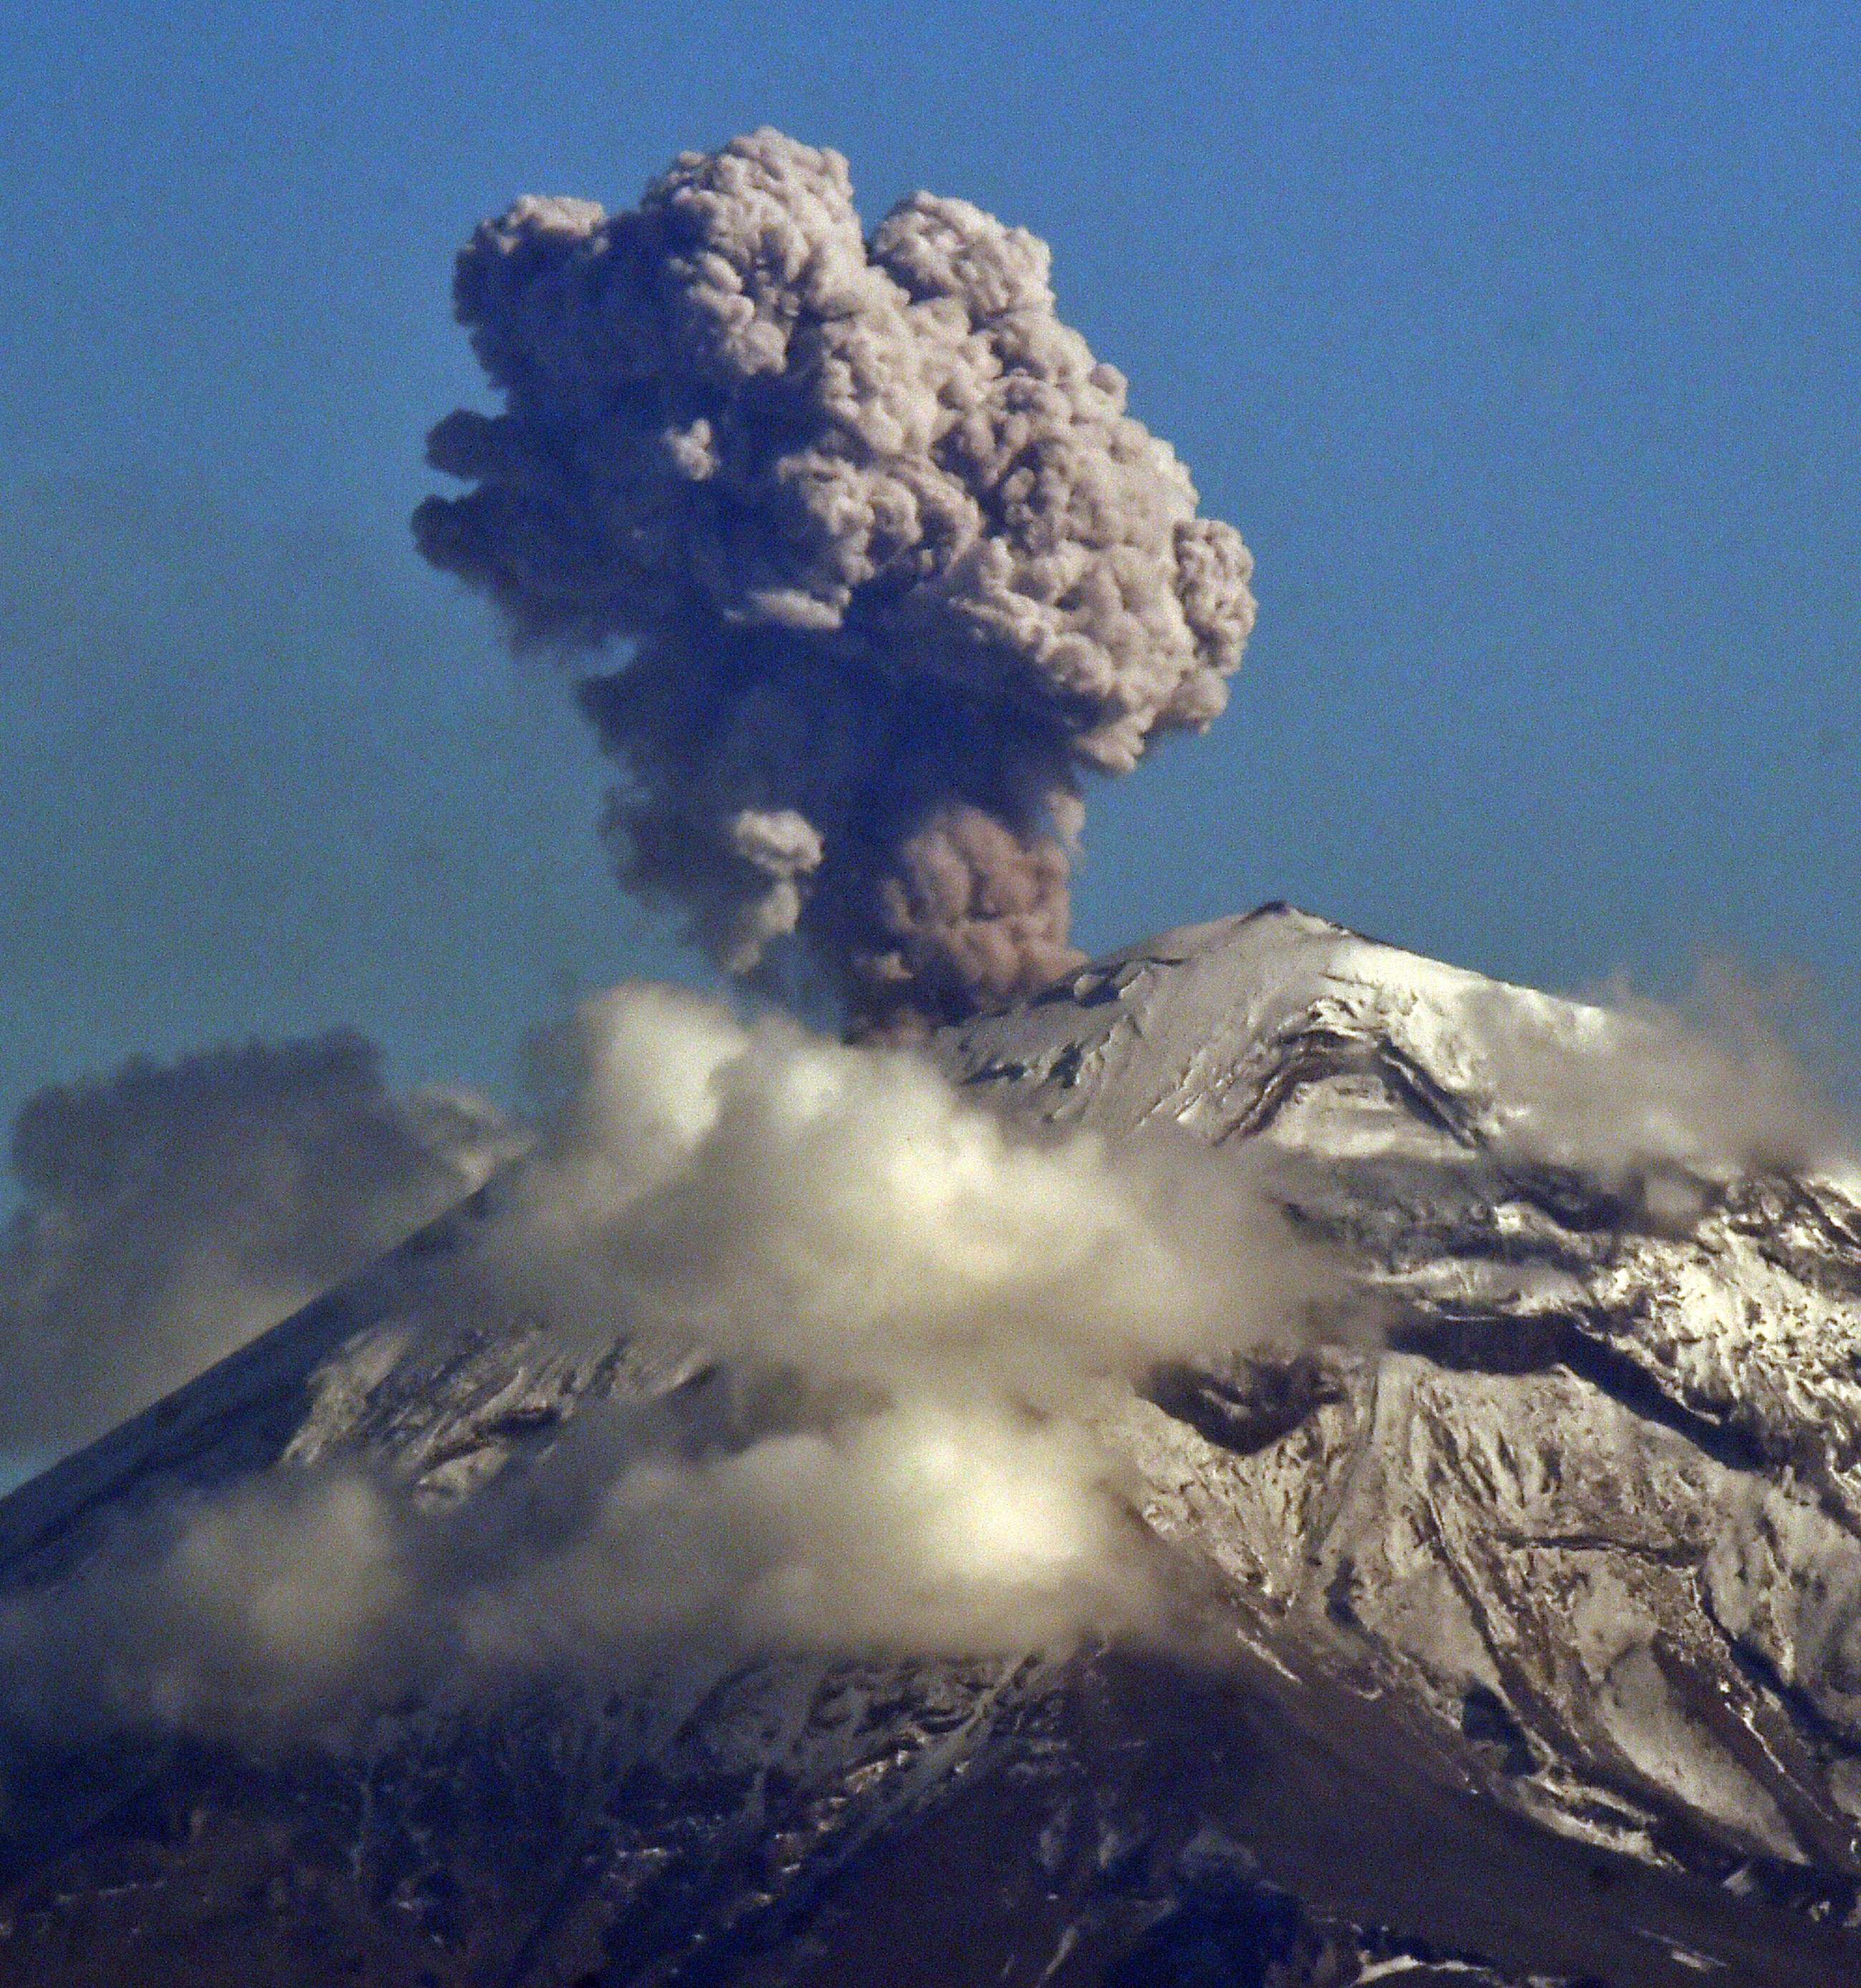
[1467,965,1856,1209]
[1,988,1325,1744]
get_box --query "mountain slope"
[2,904,1859,1985]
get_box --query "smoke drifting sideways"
[0,1035,513,1453]
[1464,966,1859,1219]
[0,988,1329,1748]
[414,129,1255,1040]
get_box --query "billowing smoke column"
[415,129,1255,1036]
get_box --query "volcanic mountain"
[3,905,1860,1986]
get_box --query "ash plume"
[414,129,1255,1037]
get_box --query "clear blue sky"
[3,0,1857,1149]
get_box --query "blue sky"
[3,0,1857,1154]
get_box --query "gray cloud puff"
[0,1033,511,1452]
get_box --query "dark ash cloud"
[0,1033,512,1451]
[415,129,1255,1037]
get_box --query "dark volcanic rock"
[3,905,1860,1985]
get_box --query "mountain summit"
[2,905,1859,1986]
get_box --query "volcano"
[3,905,1859,1986]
